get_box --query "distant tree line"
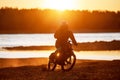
[0,7,120,33]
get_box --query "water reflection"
[0,50,120,60]
[1,33,120,47]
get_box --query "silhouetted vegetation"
[75,40,120,51]
[0,7,120,33]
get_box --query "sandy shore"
[0,58,120,80]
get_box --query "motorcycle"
[48,41,76,71]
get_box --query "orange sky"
[0,0,120,11]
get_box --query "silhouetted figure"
[54,21,77,56]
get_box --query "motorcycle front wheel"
[61,53,76,71]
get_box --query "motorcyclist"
[54,21,77,59]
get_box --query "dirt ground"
[0,58,120,80]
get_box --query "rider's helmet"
[60,21,68,31]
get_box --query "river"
[0,33,120,60]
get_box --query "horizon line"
[0,6,120,12]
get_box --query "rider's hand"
[74,43,78,46]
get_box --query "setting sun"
[42,0,76,10]
[0,0,120,11]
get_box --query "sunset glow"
[41,0,77,10]
[0,0,120,11]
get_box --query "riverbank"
[3,40,120,51]
[0,58,120,80]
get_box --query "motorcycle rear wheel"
[48,59,57,71]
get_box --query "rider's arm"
[69,31,77,46]
[54,30,58,39]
